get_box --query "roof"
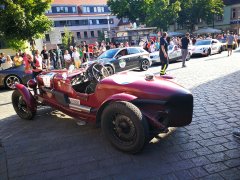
[223,0,240,5]
[52,0,108,6]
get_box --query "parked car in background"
[82,47,151,75]
[191,39,222,56]
[218,38,237,51]
[150,45,191,65]
[0,65,32,89]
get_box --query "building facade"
[44,0,120,48]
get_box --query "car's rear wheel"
[12,90,36,120]
[105,65,114,75]
[4,75,21,89]
[140,59,150,71]
[101,101,149,154]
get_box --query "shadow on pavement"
[0,70,240,179]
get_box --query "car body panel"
[192,39,222,56]
[83,47,151,73]
[150,45,191,64]
[0,65,32,88]
[31,68,193,131]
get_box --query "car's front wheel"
[12,90,36,120]
[105,65,114,75]
[140,59,150,71]
[4,75,21,89]
[101,101,149,154]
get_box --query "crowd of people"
[0,32,239,78]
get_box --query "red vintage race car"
[12,63,193,153]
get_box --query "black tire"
[101,101,149,153]
[207,49,211,56]
[4,75,21,89]
[12,90,36,120]
[105,65,114,75]
[140,59,150,71]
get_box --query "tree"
[62,27,73,50]
[145,0,181,31]
[107,0,147,22]
[177,0,224,31]
[108,0,181,30]
[0,0,53,49]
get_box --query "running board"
[69,104,91,113]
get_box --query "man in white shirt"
[72,47,81,69]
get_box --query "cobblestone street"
[0,49,240,180]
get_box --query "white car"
[192,39,222,56]
[150,45,191,64]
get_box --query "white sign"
[49,31,62,44]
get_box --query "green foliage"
[145,0,181,30]
[0,0,53,42]
[108,0,181,30]
[177,0,224,31]
[107,0,146,22]
[7,40,28,51]
[62,27,73,50]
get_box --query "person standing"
[72,47,81,69]
[64,50,72,70]
[13,52,23,66]
[56,46,63,69]
[82,41,89,63]
[41,46,50,70]
[226,32,236,56]
[49,49,57,69]
[181,32,190,68]
[32,50,43,79]
[159,32,169,76]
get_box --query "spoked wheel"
[91,63,110,82]
[4,75,21,89]
[101,101,149,153]
[105,65,114,75]
[12,90,36,120]
[140,59,150,71]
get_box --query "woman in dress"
[64,50,72,70]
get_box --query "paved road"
[0,49,240,180]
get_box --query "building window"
[83,6,90,13]
[45,34,50,42]
[177,24,183,30]
[217,15,223,21]
[94,7,97,12]
[96,20,99,24]
[84,31,88,38]
[232,8,236,19]
[77,32,81,39]
[65,7,68,13]
[89,20,93,25]
[56,7,60,12]
[97,30,102,37]
[72,7,76,13]
[122,18,129,23]
[91,31,95,37]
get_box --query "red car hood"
[99,72,191,100]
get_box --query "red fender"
[15,83,37,112]
[96,93,137,124]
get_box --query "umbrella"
[167,32,184,37]
[193,27,222,34]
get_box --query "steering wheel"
[90,63,109,82]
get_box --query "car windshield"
[219,39,226,43]
[98,49,119,59]
[195,40,211,46]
